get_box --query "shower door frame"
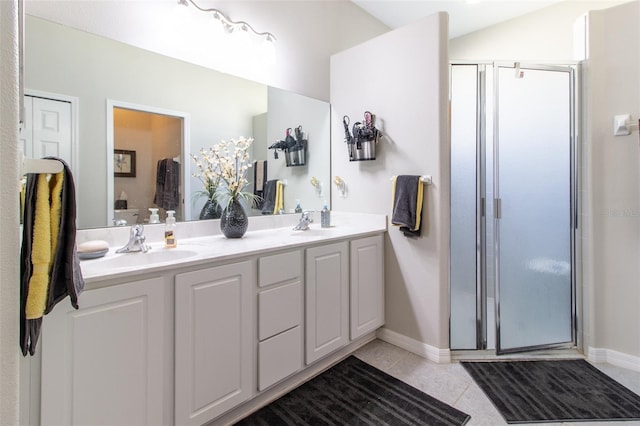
[449,61,579,355]
[493,62,578,355]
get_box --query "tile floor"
[353,339,640,426]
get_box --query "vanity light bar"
[178,0,277,43]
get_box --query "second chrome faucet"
[293,211,313,231]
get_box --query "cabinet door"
[350,234,385,339]
[305,242,349,364]
[41,276,167,426]
[175,261,254,426]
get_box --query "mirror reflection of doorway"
[107,101,190,227]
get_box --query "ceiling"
[350,0,566,38]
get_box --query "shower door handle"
[494,198,502,219]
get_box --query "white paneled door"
[21,95,72,164]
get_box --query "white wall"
[0,2,21,425]
[331,13,450,352]
[266,87,331,213]
[450,0,626,61]
[584,1,640,363]
[25,0,390,102]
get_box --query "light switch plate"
[614,114,631,136]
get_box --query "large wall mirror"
[24,15,330,229]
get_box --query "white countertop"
[79,212,387,283]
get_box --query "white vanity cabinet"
[174,260,254,426]
[40,276,168,426]
[350,234,385,339]
[257,250,303,391]
[305,241,349,364]
[42,214,387,425]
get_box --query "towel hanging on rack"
[261,179,285,214]
[20,157,84,356]
[253,160,267,209]
[273,180,285,214]
[154,158,180,210]
[391,175,424,237]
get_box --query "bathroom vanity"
[36,212,385,426]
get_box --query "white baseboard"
[587,346,640,372]
[376,330,640,371]
[376,327,451,364]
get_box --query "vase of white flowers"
[197,137,258,238]
[220,198,248,238]
[199,199,222,220]
[191,147,223,220]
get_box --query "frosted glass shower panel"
[495,66,573,352]
[450,65,479,350]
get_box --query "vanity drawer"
[258,326,302,391]
[258,250,301,288]
[258,281,302,341]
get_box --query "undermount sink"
[290,226,334,236]
[89,248,199,269]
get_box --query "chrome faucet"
[293,211,313,231]
[112,218,128,226]
[116,224,151,253]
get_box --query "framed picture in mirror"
[114,149,136,177]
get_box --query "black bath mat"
[236,356,470,426]
[462,359,640,423]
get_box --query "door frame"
[448,61,581,356]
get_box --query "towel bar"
[390,175,432,185]
[21,157,63,174]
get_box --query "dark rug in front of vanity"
[462,359,640,423]
[235,356,470,426]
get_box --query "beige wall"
[331,13,450,351]
[585,1,640,359]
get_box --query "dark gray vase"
[220,199,248,238]
[200,199,222,220]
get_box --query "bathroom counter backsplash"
[77,211,387,283]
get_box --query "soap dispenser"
[164,210,177,248]
[149,208,160,224]
[295,199,303,213]
[321,201,330,228]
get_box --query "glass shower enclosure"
[450,63,576,354]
